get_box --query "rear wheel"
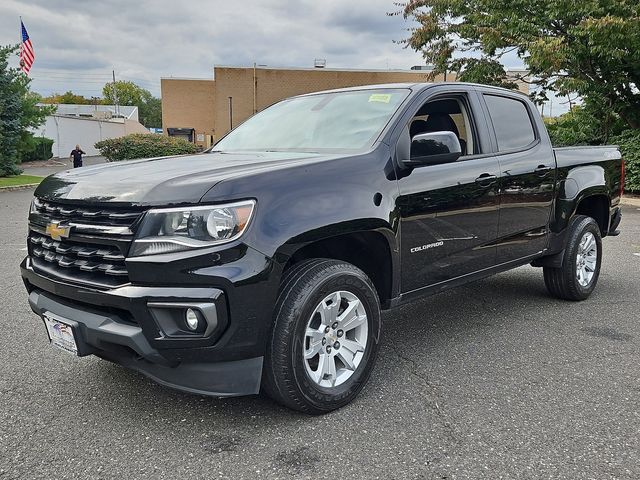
[543,215,602,301]
[262,259,381,414]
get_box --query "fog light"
[185,308,199,331]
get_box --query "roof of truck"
[295,82,527,98]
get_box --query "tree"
[102,80,162,128]
[448,58,519,90]
[0,45,53,176]
[103,80,144,106]
[41,91,94,104]
[397,0,640,129]
[141,96,162,130]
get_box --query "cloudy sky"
[1,0,543,106]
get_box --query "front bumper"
[21,245,280,397]
[28,288,262,396]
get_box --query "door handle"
[475,173,497,185]
[534,165,551,176]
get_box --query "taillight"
[620,159,625,197]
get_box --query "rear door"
[480,92,555,263]
[395,87,501,293]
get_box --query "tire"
[262,259,382,414]
[543,215,603,301]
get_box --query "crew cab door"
[479,92,555,262]
[394,88,501,293]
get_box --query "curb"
[0,183,40,192]
[621,196,640,207]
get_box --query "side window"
[407,96,477,156]
[483,95,536,151]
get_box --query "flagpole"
[19,16,23,69]
[19,16,22,72]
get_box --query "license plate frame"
[42,313,79,356]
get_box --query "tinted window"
[484,95,536,151]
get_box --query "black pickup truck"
[21,83,624,414]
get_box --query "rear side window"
[484,95,536,151]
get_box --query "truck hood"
[35,151,337,205]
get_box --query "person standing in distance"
[70,145,86,168]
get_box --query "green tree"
[103,80,143,106]
[41,90,93,104]
[0,45,53,176]
[397,0,640,129]
[102,80,162,128]
[141,95,162,130]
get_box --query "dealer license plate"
[43,314,78,355]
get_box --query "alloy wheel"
[303,290,368,388]
[576,231,598,287]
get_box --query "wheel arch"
[553,163,611,236]
[541,185,611,263]
[553,183,610,235]
[280,229,398,308]
[574,193,610,236]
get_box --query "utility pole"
[228,96,233,131]
[253,63,257,114]
[112,69,119,117]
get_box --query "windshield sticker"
[369,94,392,103]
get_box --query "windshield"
[214,89,409,153]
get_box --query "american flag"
[20,20,35,75]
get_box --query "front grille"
[31,231,127,275]
[28,199,146,288]
[32,197,141,227]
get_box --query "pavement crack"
[389,348,458,445]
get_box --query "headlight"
[30,197,40,214]
[130,200,255,256]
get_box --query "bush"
[545,104,625,147]
[95,133,199,161]
[18,135,54,162]
[545,110,602,147]
[611,129,640,194]
[545,104,638,193]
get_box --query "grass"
[0,174,44,188]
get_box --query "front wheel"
[543,215,603,301]
[262,259,381,414]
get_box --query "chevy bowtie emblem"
[45,222,71,241]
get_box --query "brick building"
[161,65,528,147]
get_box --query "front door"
[396,92,501,293]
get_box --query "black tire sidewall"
[287,267,381,411]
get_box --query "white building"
[32,104,148,158]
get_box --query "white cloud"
[0,0,428,97]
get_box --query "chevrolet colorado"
[21,83,624,414]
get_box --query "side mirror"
[405,131,462,167]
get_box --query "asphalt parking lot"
[1,188,639,480]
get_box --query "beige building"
[161,66,528,147]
